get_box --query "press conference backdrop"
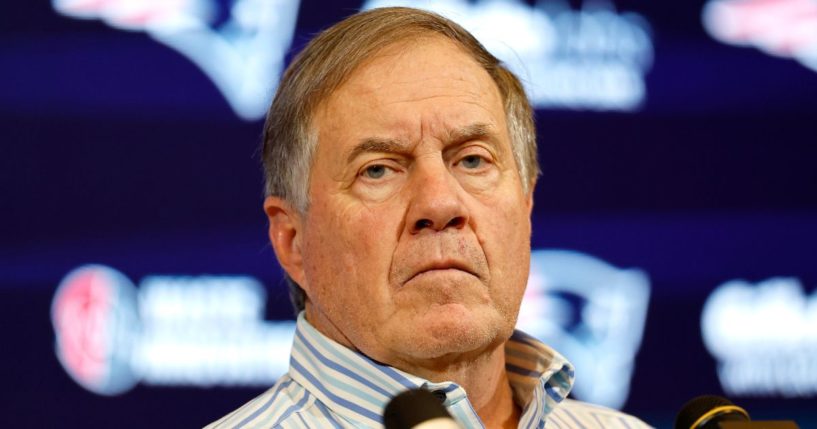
[2,0,816,427]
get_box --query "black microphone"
[675,395,799,429]
[383,389,461,429]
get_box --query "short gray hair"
[261,7,540,312]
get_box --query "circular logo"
[51,264,140,395]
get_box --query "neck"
[301,308,521,427]
[397,345,521,429]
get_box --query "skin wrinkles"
[351,144,502,194]
[268,35,532,427]
[384,94,500,122]
[340,136,504,207]
[355,46,498,118]
[302,36,530,358]
[345,122,502,165]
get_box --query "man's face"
[293,37,532,368]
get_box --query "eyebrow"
[446,122,497,146]
[345,138,408,164]
[345,122,498,164]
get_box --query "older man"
[208,7,651,429]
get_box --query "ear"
[526,180,536,216]
[264,196,307,287]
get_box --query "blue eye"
[460,155,483,169]
[364,164,387,179]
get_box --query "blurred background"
[2,0,817,427]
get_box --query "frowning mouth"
[405,261,480,284]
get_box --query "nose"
[406,163,469,234]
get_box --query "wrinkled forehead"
[311,36,508,149]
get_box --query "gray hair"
[261,7,540,313]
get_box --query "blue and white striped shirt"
[206,313,652,428]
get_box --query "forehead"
[312,36,507,147]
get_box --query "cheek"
[489,209,530,320]
[303,198,402,299]
[480,187,529,243]
[489,210,529,268]
[477,191,531,291]
[454,168,501,195]
[340,201,400,256]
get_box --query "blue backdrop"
[3,0,817,427]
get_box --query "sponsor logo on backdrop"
[51,264,295,396]
[702,277,817,397]
[53,0,652,120]
[517,250,650,409]
[703,0,817,73]
[363,0,654,112]
[54,254,650,406]
[51,265,140,395]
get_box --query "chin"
[388,306,513,360]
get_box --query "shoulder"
[549,399,654,429]
[204,376,316,429]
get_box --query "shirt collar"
[505,330,575,427]
[288,312,575,427]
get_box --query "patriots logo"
[703,0,817,72]
[53,0,301,120]
[518,250,650,409]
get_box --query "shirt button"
[431,390,447,403]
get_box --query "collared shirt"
[206,313,652,428]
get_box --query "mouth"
[405,260,480,284]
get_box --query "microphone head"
[384,389,453,429]
[675,395,750,429]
